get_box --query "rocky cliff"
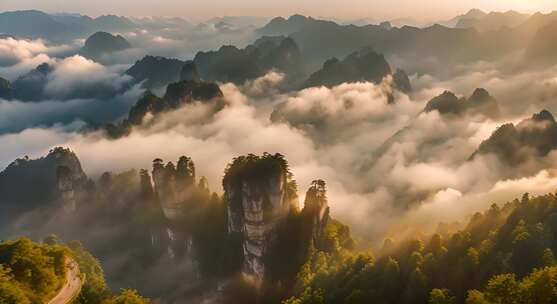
[151,156,203,260]
[193,36,303,85]
[0,147,87,224]
[424,88,500,119]
[223,153,298,282]
[301,180,330,249]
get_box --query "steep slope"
[286,192,557,304]
[424,88,500,118]
[0,147,87,223]
[223,153,298,281]
[473,110,557,165]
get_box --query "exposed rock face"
[152,157,195,221]
[424,88,500,118]
[138,168,170,250]
[126,56,186,89]
[0,77,12,99]
[151,156,198,258]
[473,110,557,165]
[223,153,297,281]
[302,180,330,249]
[303,48,409,92]
[81,31,131,60]
[0,147,87,223]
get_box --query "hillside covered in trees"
[0,237,149,304]
[285,192,557,304]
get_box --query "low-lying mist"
[3,54,557,245]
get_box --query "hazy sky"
[1,0,556,20]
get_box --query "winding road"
[48,258,82,304]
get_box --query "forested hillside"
[0,237,149,304]
[285,192,557,304]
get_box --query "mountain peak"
[532,109,556,123]
[464,8,487,19]
[81,31,131,59]
[469,88,491,100]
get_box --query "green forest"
[285,192,557,304]
[0,237,150,304]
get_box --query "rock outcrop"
[0,147,87,223]
[301,180,330,249]
[424,88,500,119]
[223,153,298,281]
[472,110,557,165]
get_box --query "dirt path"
[48,258,81,304]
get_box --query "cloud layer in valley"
[4,55,557,244]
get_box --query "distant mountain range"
[0,10,139,42]
[256,11,557,73]
[125,36,304,89]
[455,10,530,31]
